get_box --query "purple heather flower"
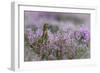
[80,27,90,42]
[49,44,59,50]
[27,29,34,44]
[48,31,55,42]
[74,31,82,41]
[74,26,90,43]
[35,29,43,38]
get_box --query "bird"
[30,23,49,57]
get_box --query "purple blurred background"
[24,11,90,61]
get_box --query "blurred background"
[24,11,90,61]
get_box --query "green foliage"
[76,48,87,58]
